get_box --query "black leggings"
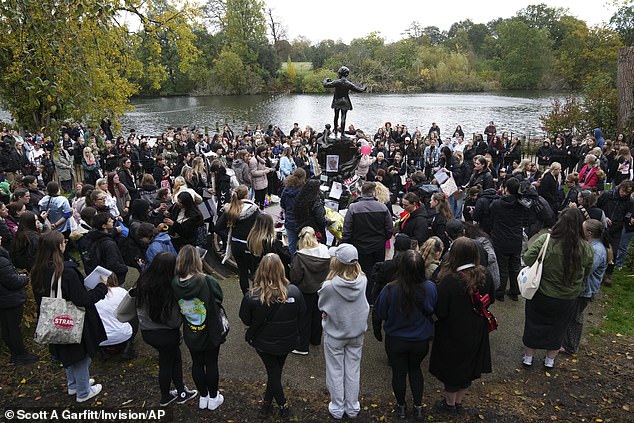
[231,241,252,294]
[257,350,288,406]
[0,305,27,357]
[141,329,184,396]
[190,347,220,397]
[385,336,430,406]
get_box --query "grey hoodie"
[318,274,369,339]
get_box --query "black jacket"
[34,261,107,367]
[118,168,138,200]
[82,230,129,283]
[342,196,392,252]
[239,284,305,355]
[473,189,500,234]
[490,195,527,254]
[0,248,28,309]
[399,207,428,247]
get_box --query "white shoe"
[199,394,209,409]
[291,349,308,356]
[208,392,224,410]
[68,378,95,395]
[76,384,102,403]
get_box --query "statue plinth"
[317,138,358,177]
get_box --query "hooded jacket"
[290,244,331,294]
[143,232,177,270]
[214,199,259,241]
[231,158,252,188]
[172,273,223,352]
[473,188,500,233]
[318,274,369,339]
[82,230,129,282]
[280,186,302,232]
[490,194,527,254]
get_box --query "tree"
[223,0,267,64]
[0,0,197,134]
[213,48,248,93]
[266,7,287,45]
[494,19,553,89]
[617,47,634,132]
[610,4,634,46]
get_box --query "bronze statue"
[323,66,366,140]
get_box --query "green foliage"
[582,72,618,136]
[539,97,587,135]
[223,0,267,64]
[610,4,634,46]
[301,69,336,93]
[213,48,248,93]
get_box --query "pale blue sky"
[265,0,620,44]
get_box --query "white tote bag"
[34,276,86,344]
[517,234,550,300]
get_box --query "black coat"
[34,261,107,367]
[536,172,561,215]
[0,248,28,309]
[118,168,138,200]
[490,195,527,254]
[399,207,428,247]
[429,273,493,386]
[239,284,305,355]
[82,230,129,283]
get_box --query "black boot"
[258,401,273,419]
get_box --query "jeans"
[615,228,634,268]
[142,329,184,397]
[561,297,591,354]
[448,194,463,220]
[285,227,299,256]
[495,249,521,298]
[0,305,27,357]
[66,355,92,399]
[324,333,364,418]
[385,336,430,406]
[190,346,221,398]
[257,351,288,406]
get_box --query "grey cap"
[329,243,358,264]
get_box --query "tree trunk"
[617,47,634,133]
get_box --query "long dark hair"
[176,191,201,219]
[13,210,39,251]
[30,231,65,298]
[551,207,585,283]
[387,250,428,319]
[294,179,321,220]
[437,237,486,294]
[136,252,177,323]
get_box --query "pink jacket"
[249,156,269,191]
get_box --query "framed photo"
[326,155,339,173]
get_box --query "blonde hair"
[175,245,203,278]
[247,213,275,257]
[374,182,390,204]
[326,257,363,281]
[419,236,444,267]
[251,253,289,306]
[226,185,249,227]
[298,226,319,250]
[173,176,187,194]
[96,178,108,192]
[192,157,205,174]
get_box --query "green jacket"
[523,233,593,300]
[172,274,223,352]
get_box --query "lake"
[122,92,565,139]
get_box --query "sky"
[263,0,620,44]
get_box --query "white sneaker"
[76,384,102,403]
[68,378,95,395]
[199,394,209,409]
[291,349,308,356]
[208,392,224,410]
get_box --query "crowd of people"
[0,119,633,419]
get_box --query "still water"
[122,92,564,139]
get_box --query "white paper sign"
[329,182,343,200]
[440,176,458,197]
[84,266,112,289]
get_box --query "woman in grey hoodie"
[318,244,370,420]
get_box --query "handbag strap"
[50,274,63,299]
[536,233,551,263]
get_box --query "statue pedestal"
[317,138,357,177]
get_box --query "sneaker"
[413,405,424,421]
[291,349,308,356]
[10,353,39,365]
[176,386,198,404]
[198,394,209,410]
[68,378,95,395]
[76,384,102,403]
[544,357,555,369]
[522,355,533,368]
[208,392,224,410]
[160,391,178,407]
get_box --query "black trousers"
[190,346,220,398]
[141,329,184,397]
[0,305,27,357]
[495,249,521,298]
[257,350,288,406]
[358,248,385,301]
[297,292,322,352]
[385,336,430,406]
[231,240,252,294]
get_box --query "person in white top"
[94,274,135,355]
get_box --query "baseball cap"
[329,243,358,264]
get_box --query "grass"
[597,267,634,336]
